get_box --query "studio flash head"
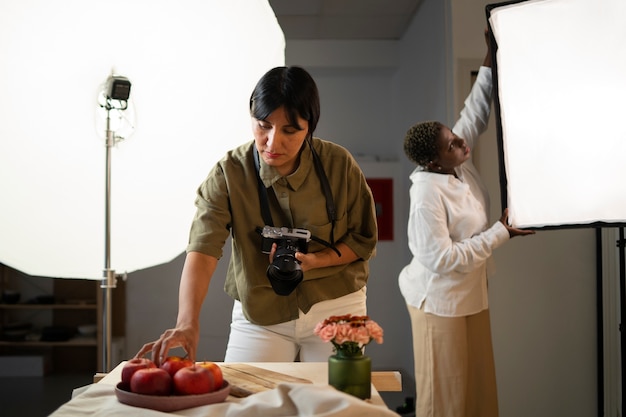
[105,75,131,101]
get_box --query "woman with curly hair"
[399,31,534,417]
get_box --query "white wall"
[124,0,600,414]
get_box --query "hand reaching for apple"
[135,324,199,367]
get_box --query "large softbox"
[487,0,626,229]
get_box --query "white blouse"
[398,66,510,317]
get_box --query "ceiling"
[268,0,423,40]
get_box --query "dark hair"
[249,66,320,138]
[403,121,442,167]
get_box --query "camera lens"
[266,245,303,295]
[268,253,302,279]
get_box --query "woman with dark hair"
[137,66,377,363]
[399,33,534,416]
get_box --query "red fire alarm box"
[366,178,393,241]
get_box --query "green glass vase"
[328,349,371,400]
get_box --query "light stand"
[619,227,625,410]
[101,75,132,372]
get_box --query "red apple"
[160,355,194,377]
[130,367,173,396]
[173,364,220,395]
[197,361,224,390]
[121,358,156,386]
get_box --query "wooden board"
[221,363,312,397]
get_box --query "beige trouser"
[407,305,499,417]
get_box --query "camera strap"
[253,145,274,227]
[306,138,338,255]
[253,141,341,257]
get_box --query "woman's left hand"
[500,208,536,238]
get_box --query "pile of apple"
[121,356,224,396]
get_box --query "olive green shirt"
[186,138,378,325]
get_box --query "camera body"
[261,226,310,254]
[260,226,311,296]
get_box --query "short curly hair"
[403,121,442,167]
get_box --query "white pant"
[224,287,367,362]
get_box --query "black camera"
[260,226,311,295]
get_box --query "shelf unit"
[0,263,126,374]
[0,304,99,348]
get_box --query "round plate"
[115,380,230,412]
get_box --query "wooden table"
[97,361,387,407]
[50,361,400,416]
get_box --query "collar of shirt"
[258,142,314,191]
[410,164,467,184]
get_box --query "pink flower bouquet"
[314,314,384,356]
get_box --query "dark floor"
[0,373,93,417]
